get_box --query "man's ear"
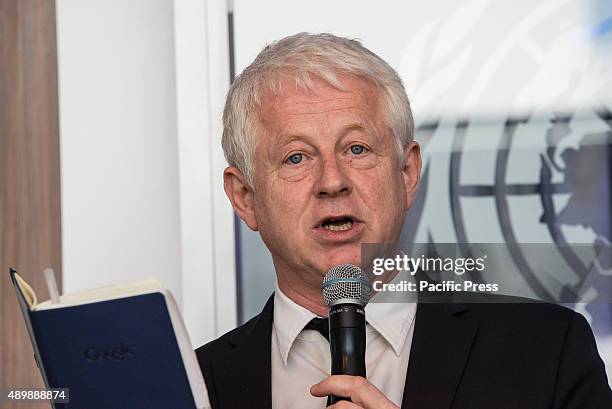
[223,166,258,231]
[401,141,422,209]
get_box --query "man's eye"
[350,145,366,155]
[287,153,303,164]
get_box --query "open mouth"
[320,216,354,232]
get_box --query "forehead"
[256,74,384,132]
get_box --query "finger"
[327,401,364,409]
[310,375,360,398]
[311,375,397,408]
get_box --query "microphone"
[320,264,372,405]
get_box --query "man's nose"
[313,156,352,198]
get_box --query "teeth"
[322,220,353,231]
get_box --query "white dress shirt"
[199,284,417,409]
[271,284,417,409]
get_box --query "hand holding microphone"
[320,264,371,402]
[311,264,398,408]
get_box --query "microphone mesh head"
[321,264,372,306]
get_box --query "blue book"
[10,269,207,409]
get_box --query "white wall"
[57,0,183,298]
[56,0,235,347]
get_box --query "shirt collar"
[273,283,318,366]
[273,281,417,365]
[365,299,417,356]
[366,255,418,355]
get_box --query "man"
[196,33,612,408]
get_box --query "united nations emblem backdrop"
[232,0,612,382]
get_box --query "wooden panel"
[0,0,61,407]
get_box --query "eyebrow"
[343,123,367,135]
[269,122,374,157]
[275,133,307,146]
[265,133,311,160]
[279,123,368,143]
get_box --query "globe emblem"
[405,107,611,334]
[396,0,611,335]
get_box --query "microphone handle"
[328,303,366,405]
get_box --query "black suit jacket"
[196,293,612,408]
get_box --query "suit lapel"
[209,294,478,409]
[213,295,274,409]
[401,301,479,409]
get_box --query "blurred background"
[1,0,611,404]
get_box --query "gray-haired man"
[196,33,611,409]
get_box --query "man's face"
[225,74,420,290]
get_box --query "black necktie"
[304,317,329,341]
[305,317,343,407]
